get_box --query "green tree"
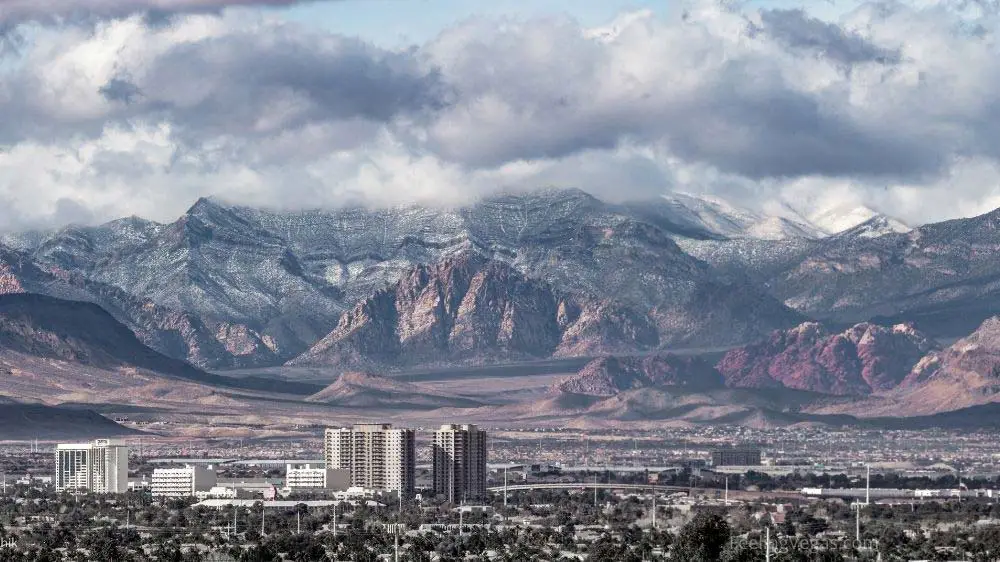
[674,512,731,562]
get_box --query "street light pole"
[503,467,508,508]
[593,475,598,507]
[652,492,656,529]
[765,526,771,562]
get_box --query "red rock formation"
[717,322,937,395]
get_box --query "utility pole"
[866,464,870,505]
[652,492,656,529]
[765,526,770,562]
[725,476,728,506]
[296,511,300,534]
[261,504,265,537]
[503,467,508,507]
[958,468,963,504]
[333,503,338,539]
[394,525,400,562]
[855,504,860,541]
[593,474,598,507]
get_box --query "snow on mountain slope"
[636,193,824,241]
[637,193,909,242]
[8,189,806,368]
[832,215,912,239]
[808,203,911,236]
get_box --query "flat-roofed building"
[433,424,487,503]
[285,463,351,491]
[55,439,128,493]
[151,465,217,498]
[324,429,353,470]
[324,423,415,496]
[711,448,762,467]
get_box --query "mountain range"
[8,188,1000,426]
[0,189,817,369]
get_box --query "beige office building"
[324,423,415,496]
[324,428,353,470]
[55,439,129,493]
[433,424,487,503]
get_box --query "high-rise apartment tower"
[432,424,487,503]
[324,423,415,496]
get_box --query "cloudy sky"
[0,0,998,230]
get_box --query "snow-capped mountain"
[2,189,805,368]
[620,193,823,241]
[628,192,909,242]
[808,203,911,237]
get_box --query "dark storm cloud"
[753,9,902,66]
[659,68,942,180]
[100,31,447,138]
[422,14,937,181]
[0,22,23,56]
[99,76,143,105]
[0,0,325,25]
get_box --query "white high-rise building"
[433,424,487,503]
[55,439,129,493]
[324,423,415,496]
[151,465,217,498]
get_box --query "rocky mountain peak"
[832,214,911,240]
[290,253,658,368]
[717,321,938,395]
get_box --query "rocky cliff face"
[805,316,1000,418]
[694,207,1000,340]
[6,189,805,368]
[556,354,724,397]
[290,253,659,368]
[0,245,282,368]
[900,317,1000,389]
[717,322,938,395]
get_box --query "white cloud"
[3,0,1000,229]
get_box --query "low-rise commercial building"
[285,463,351,491]
[151,465,218,498]
[711,448,762,467]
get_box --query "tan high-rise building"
[433,424,487,503]
[324,423,415,496]
[55,439,129,494]
[324,428,353,470]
